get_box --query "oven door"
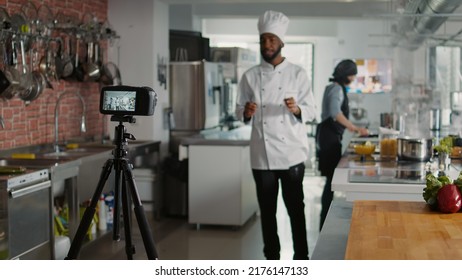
[8,180,52,259]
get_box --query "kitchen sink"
[40,147,112,160]
[0,140,151,164]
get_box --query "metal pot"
[380,113,404,131]
[397,137,433,162]
[351,107,367,120]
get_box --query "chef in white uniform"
[236,10,317,260]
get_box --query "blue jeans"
[252,162,309,260]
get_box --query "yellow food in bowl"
[354,144,376,155]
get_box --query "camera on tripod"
[100,85,157,116]
[66,85,160,260]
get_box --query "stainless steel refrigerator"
[168,61,223,154]
[165,61,222,217]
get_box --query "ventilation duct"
[393,0,462,50]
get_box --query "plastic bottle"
[98,194,107,231]
[105,195,114,230]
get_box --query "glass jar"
[380,133,398,160]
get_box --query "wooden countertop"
[345,200,462,260]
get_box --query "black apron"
[316,85,349,176]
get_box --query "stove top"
[348,167,426,184]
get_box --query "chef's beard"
[261,44,282,63]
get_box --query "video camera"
[100,85,157,116]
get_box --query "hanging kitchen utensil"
[81,12,98,33]
[38,40,53,89]
[0,7,11,43]
[54,11,78,30]
[92,42,101,80]
[100,19,116,40]
[54,38,65,79]
[84,41,100,81]
[42,39,58,82]
[17,39,33,100]
[10,12,31,52]
[1,37,24,99]
[36,4,53,36]
[0,69,11,95]
[20,43,44,102]
[100,62,122,85]
[60,35,74,78]
[72,36,84,82]
[20,1,38,35]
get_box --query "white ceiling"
[163,0,394,19]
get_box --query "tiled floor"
[78,170,326,260]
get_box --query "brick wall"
[0,0,109,149]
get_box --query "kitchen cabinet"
[188,143,257,228]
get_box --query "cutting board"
[345,200,462,260]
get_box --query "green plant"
[434,136,454,154]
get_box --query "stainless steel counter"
[311,198,352,260]
[179,126,251,146]
[0,140,161,259]
[332,150,462,202]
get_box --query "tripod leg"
[121,175,135,259]
[121,159,159,260]
[66,159,114,260]
[112,166,122,241]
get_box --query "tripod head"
[110,115,137,159]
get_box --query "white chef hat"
[257,10,289,42]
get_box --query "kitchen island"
[179,126,258,228]
[332,154,461,201]
[312,150,462,259]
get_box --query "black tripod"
[66,115,158,260]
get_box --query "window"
[334,58,392,94]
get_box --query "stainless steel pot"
[397,137,433,162]
[351,107,367,120]
[380,113,404,131]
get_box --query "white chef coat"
[236,59,317,170]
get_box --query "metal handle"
[9,180,51,199]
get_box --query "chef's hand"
[244,102,257,119]
[357,127,369,136]
[284,97,301,116]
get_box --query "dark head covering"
[329,59,357,84]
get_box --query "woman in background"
[316,59,368,230]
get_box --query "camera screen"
[102,90,136,112]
